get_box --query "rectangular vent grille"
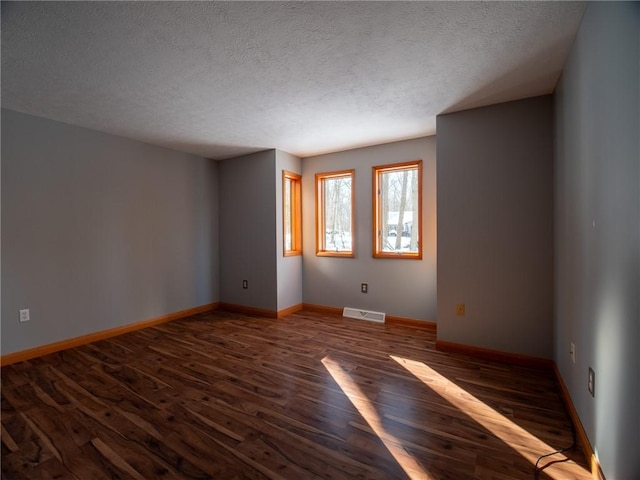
[342,307,386,323]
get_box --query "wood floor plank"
[81,418,185,479]
[2,309,591,479]
[87,436,148,480]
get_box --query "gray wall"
[218,150,278,311]
[275,150,303,311]
[554,3,639,479]
[437,96,554,358]
[1,109,219,355]
[302,137,437,321]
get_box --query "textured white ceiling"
[1,1,585,160]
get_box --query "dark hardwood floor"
[1,309,590,479]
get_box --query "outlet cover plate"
[19,309,30,322]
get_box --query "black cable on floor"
[533,421,577,479]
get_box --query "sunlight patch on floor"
[322,355,433,480]
[390,355,590,480]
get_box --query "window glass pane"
[316,170,354,256]
[379,167,418,253]
[323,176,352,252]
[373,161,421,259]
[284,178,292,251]
[283,171,301,256]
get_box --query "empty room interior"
[1,2,638,479]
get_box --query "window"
[373,160,422,259]
[316,169,355,257]
[283,171,302,256]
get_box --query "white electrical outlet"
[570,342,576,364]
[19,309,30,322]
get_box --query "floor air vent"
[342,307,386,323]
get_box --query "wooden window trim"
[315,169,355,257]
[283,171,302,256]
[372,160,422,259]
